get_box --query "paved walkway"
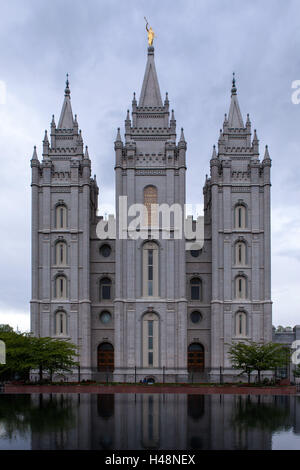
[3,384,297,395]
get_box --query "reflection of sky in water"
[272,431,300,450]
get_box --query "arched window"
[235,311,247,337]
[142,242,159,297]
[55,311,67,336]
[235,241,247,265]
[55,275,67,299]
[100,277,112,300]
[143,185,158,227]
[55,241,67,265]
[188,343,204,371]
[55,204,67,229]
[190,278,202,301]
[235,275,247,299]
[142,313,159,368]
[234,204,247,229]
[97,343,114,371]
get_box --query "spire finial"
[231,72,237,96]
[65,73,70,97]
[43,129,49,142]
[180,127,185,142]
[84,145,90,159]
[32,145,38,160]
[212,144,217,159]
[264,144,270,160]
[116,127,122,142]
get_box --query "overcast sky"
[0,0,299,331]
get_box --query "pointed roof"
[138,47,163,107]
[211,145,217,159]
[180,127,185,142]
[58,74,74,129]
[32,145,38,160]
[228,73,244,128]
[264,145,271,160]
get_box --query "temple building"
[30,44,272,382]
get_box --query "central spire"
[58,73,74,129]
[227,72,244,128]
[138,47,163,107]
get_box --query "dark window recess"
[100,244,111,257]
[190,311,202,324]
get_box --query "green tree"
[0,326,79,382]
[227,341,290,384]
[0,328,33,380]
[29,336,79,382]
[0,324,14,333]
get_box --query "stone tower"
[205,75,272,380]
[30,77,98,379]
[113,46,188,382]
[30,47,272,383]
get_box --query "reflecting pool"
[0,393,299,450]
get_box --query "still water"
[0,393,299,450]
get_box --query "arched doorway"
[188,343,204,372]
[97,343,114,371]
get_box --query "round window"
[100,311,112,324]
[191,249,201,258]
[100,244,111,257]
[190,311,202,324]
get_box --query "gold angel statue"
[144,17,155,46]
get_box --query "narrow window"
[55,311,67,336]
[100,277,112,300]
[56,205,67,229]
[148,320,154,358]
[235,204,246,229]
[148,249,153,296]
[190,278,202,301]
[55,276,67,299]
[143,242,159,297]
[142,314,159,368]
[236,311,247,337]
[144,186,158,227]
[235,276,247,299]
[56,241,67,265]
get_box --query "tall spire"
[138,47,163,107]
[264,145,271,160]
[228,72,244,128]
[58,73,74,129]
[32,145,38,160]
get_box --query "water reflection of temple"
[30,394,300,450]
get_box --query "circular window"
[100,311,112,324]
[191,250,201,258]
[100,244,111,257]
[190,311,202,324]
